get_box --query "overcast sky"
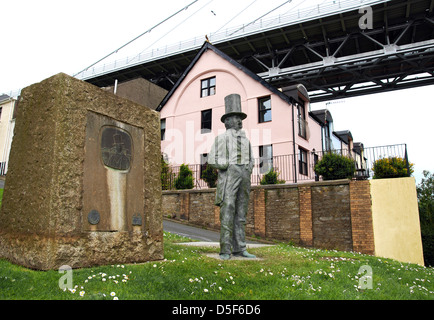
[1,0,433,183]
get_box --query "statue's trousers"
[219,164,251,255]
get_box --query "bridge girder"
[251,17,434,102]
[83,0,434,103]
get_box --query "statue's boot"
[232,251,256,259]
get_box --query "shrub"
[417,170,434,266]
[372,157,414,179]
[421,232,434,267]
[314,152,355,181]
[201,164,218,188]
[260,168,285,185]
[174,164,194,190]
[161,155,173,190]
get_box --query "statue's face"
[225,115,243,131]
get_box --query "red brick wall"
[299,186,313,246]
[349,180,375,255]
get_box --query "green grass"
[0,231,433,300]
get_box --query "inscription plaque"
[88,210,100,225]
[132,213,142,226]
[101,127,132,171]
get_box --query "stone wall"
[162,180,375,255]
[162,189,216,227]
[264,187,300,241]
[311,183,352,251]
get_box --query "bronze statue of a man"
[208,94,256,260]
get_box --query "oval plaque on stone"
[88,210,100,225]
[101,126,132,171]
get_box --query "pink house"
[157,42,323,184]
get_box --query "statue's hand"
[209,162,228,171]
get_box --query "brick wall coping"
[162,179,352,195]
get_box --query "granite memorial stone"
[0,73,163,270]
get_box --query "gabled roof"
[334,130,353,144]
[282,84,310,102]
[0,94,10,103]
[353,142,364,155]
[309,109,333,126]
[157,41,298,111]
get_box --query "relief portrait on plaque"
[100,126,132,171]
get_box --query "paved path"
[163,219,221,242]
[163,219,266,245]
[163,219,274,260]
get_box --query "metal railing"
[75,0,389,81]
[162,164,209,190]
[162,143,410,190]
[363,143,411,178]
[0,162,7,176]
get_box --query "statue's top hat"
[221,94,247,123]
[113,133,124,145]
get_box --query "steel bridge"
[78,0,434,103]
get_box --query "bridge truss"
[252,0,434,101]
[82,0,434,103]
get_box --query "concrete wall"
[370,177,424,265]
[162,178,424,265]
[102,77,168,110]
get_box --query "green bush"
[174,164,194,190]
[314,152,355,181]
[201,164,218,188]
[417,171,434,266]
[421,232,434,267]
[372,157,414,179]
[260,168,285,185]
[161,155,173,190]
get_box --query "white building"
[0,94,17,175]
